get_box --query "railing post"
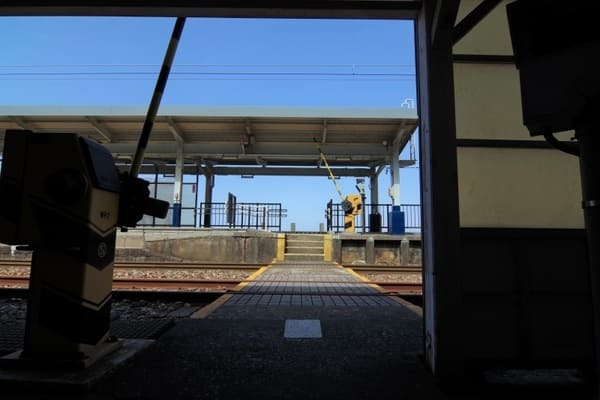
[233,203,237,228]
[326,199,333,232]
[263,207,268,230]
[203,203,211,228]
[255,203,259,229]
[361,194,366,233]
[279,204,283,232]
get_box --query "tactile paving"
[222,261,399,307]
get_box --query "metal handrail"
[326,202,421,232]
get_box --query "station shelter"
[0,106,419,232]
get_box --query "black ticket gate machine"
[0,130,168,368]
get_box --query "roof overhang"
[0,105,419,176]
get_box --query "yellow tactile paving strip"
[190,264,271,319]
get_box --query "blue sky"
[0,17,420,231]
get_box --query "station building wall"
[454,0,583,229]
[450,0,592,369]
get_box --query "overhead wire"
[0,63,416,82]
[0,71,415,77]
[0,77,415,82]
[0,62,415,68]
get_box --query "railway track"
[345,265,421,273]
[0,259,261,270]
[0,276,421,295]
[0,260,422,295]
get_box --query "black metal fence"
[326,202,421,232]
[199,202,286,231]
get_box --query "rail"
[0,260,422,295]
[0,276,421,296]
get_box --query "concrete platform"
[0,260,594,399]
[98,311,436,400]
[0,339,153,394]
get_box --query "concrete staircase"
[284,234,325,262]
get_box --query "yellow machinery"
[342,194,363,232]
[313,138,366,233]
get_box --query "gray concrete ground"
[100,308,437,400]
[0,261,595,399]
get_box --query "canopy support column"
[203,172,215,228]
[172,139,184,227]
[370,172,379,207]
[390,140,401,206]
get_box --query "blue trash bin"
[389,206,405,234]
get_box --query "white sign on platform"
[284,319,322,339]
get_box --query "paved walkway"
[97,260,437,399]
[215,261,400,309]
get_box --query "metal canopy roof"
[0,106,418,177]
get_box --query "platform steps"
[284,234,325,262]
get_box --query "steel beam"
[102,142,393,157]
[417,0,462,379]
[117,164,388,177]
[452,0,502,45]
[256,156,267,167]
[430,0,460,48]
[322,120,328,144]
[245,119,253,141]
[9,116,35,131]
[87,116,113,142]
[0,1,421,18]
[452,54,515,64]
[167,117,186,143]
[211,166,373,177]
[393,122,416,152]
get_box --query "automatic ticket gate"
[0,130,167,368]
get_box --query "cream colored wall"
[454,0,514,55]
[454,64,530,140]
[453,0,584,229]
[458,148,582,228]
